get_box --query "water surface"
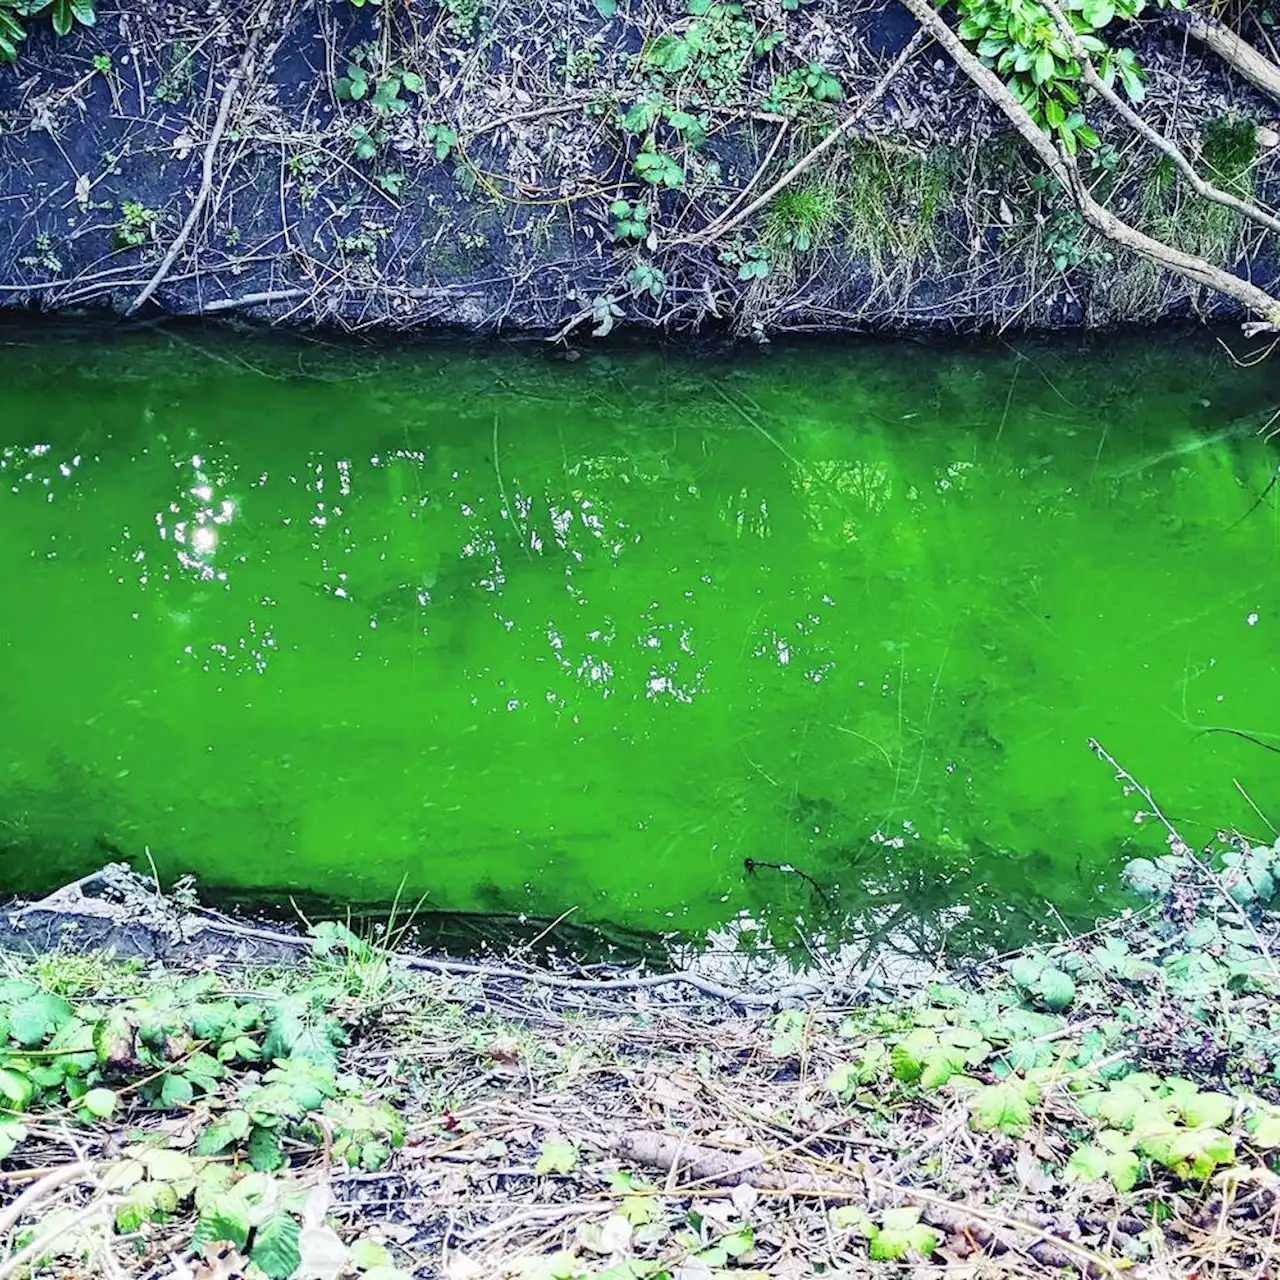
[1,324,1277,956]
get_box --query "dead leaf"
[297,1225,347,1280]
[74,173,91,208]
[1015,1143,1054,1194]
[444,1255,484,1280]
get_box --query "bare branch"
[897,0,1280,331]
[1184,11,1280,102]
[1042,0,1280,239]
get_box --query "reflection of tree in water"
[696,843,1071,983]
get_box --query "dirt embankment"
[0,0,1276,337]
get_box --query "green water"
[1,323,1278,954]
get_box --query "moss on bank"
[3,826,1280,1278]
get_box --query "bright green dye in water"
[1,324,1278,955]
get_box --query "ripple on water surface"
[0,325,1277,958]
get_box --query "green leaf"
[196,1122,236,1156]
[1008,955,1044,989]
[198,1194,251,1250]
[248,1125,285,1172]
[0,1067,33,1110]
[769,1010,806,1058]
[71,0,96,25]
[535,1140,578,1175]
[1036,968,1075,1011]
[970,1080,1035,1136]
[1082,0,1115,26]
[1065,1143,1110,1181]
[161,1073,194,1107]
[1139,1124,1235,1179]
[868,1206,937,1260]
[10,993,74,1047]
[594,0,617,14]
[82,1087,117,1118]
[349,1239,393,1270]
[251,1210,302,1280]
[891,1027,938,1082]
[0,1119,27,1160]
[1179,1092,1233,1129]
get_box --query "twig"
[126,0,275,314]
[0,1161,91,1239]
[693,32,926,245]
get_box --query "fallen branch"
[614,1130,1122,1276]
[125,0,275,315]
[1043,0,1280,238]
[898,0,1280,332]
[693,30,926,245]
[1184,11,1280,103]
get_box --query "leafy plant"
[627,263,666,299]
[831,1205,937,1261]
[951,0,1186,154]
[633,148,685,188]
[112,200,159,249]
[348,122,387,162]
[610,199,650,242]
[1007,951,1076,1010]
[762,61,843,114]
[717,238,771,280]
[336,55,423,117]
[0,0,95,62]
[422,121,458,162]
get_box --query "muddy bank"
[0,0,1277,337]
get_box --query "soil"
[0,0,1277,338]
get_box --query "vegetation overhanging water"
[0,320,1277,959]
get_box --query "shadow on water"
[0,316,1278,964]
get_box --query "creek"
[1,322,1277,958]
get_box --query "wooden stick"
[126,0,274,315]
[694,31,926,245]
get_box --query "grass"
[1112,114,1260,317]
[762,181,838,256]
[842,142,953,271]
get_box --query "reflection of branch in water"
[1196,726,1280,755]
[1229,463,1279,529]
[743,858,834,909]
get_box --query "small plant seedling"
[422,122,458,162]
[610,199,649,242]
[633,149,684,188]
[628,263,666,299]
[112,201,159,249]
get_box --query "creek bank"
[0,0,1278,337]
[2,839,1280,1279]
